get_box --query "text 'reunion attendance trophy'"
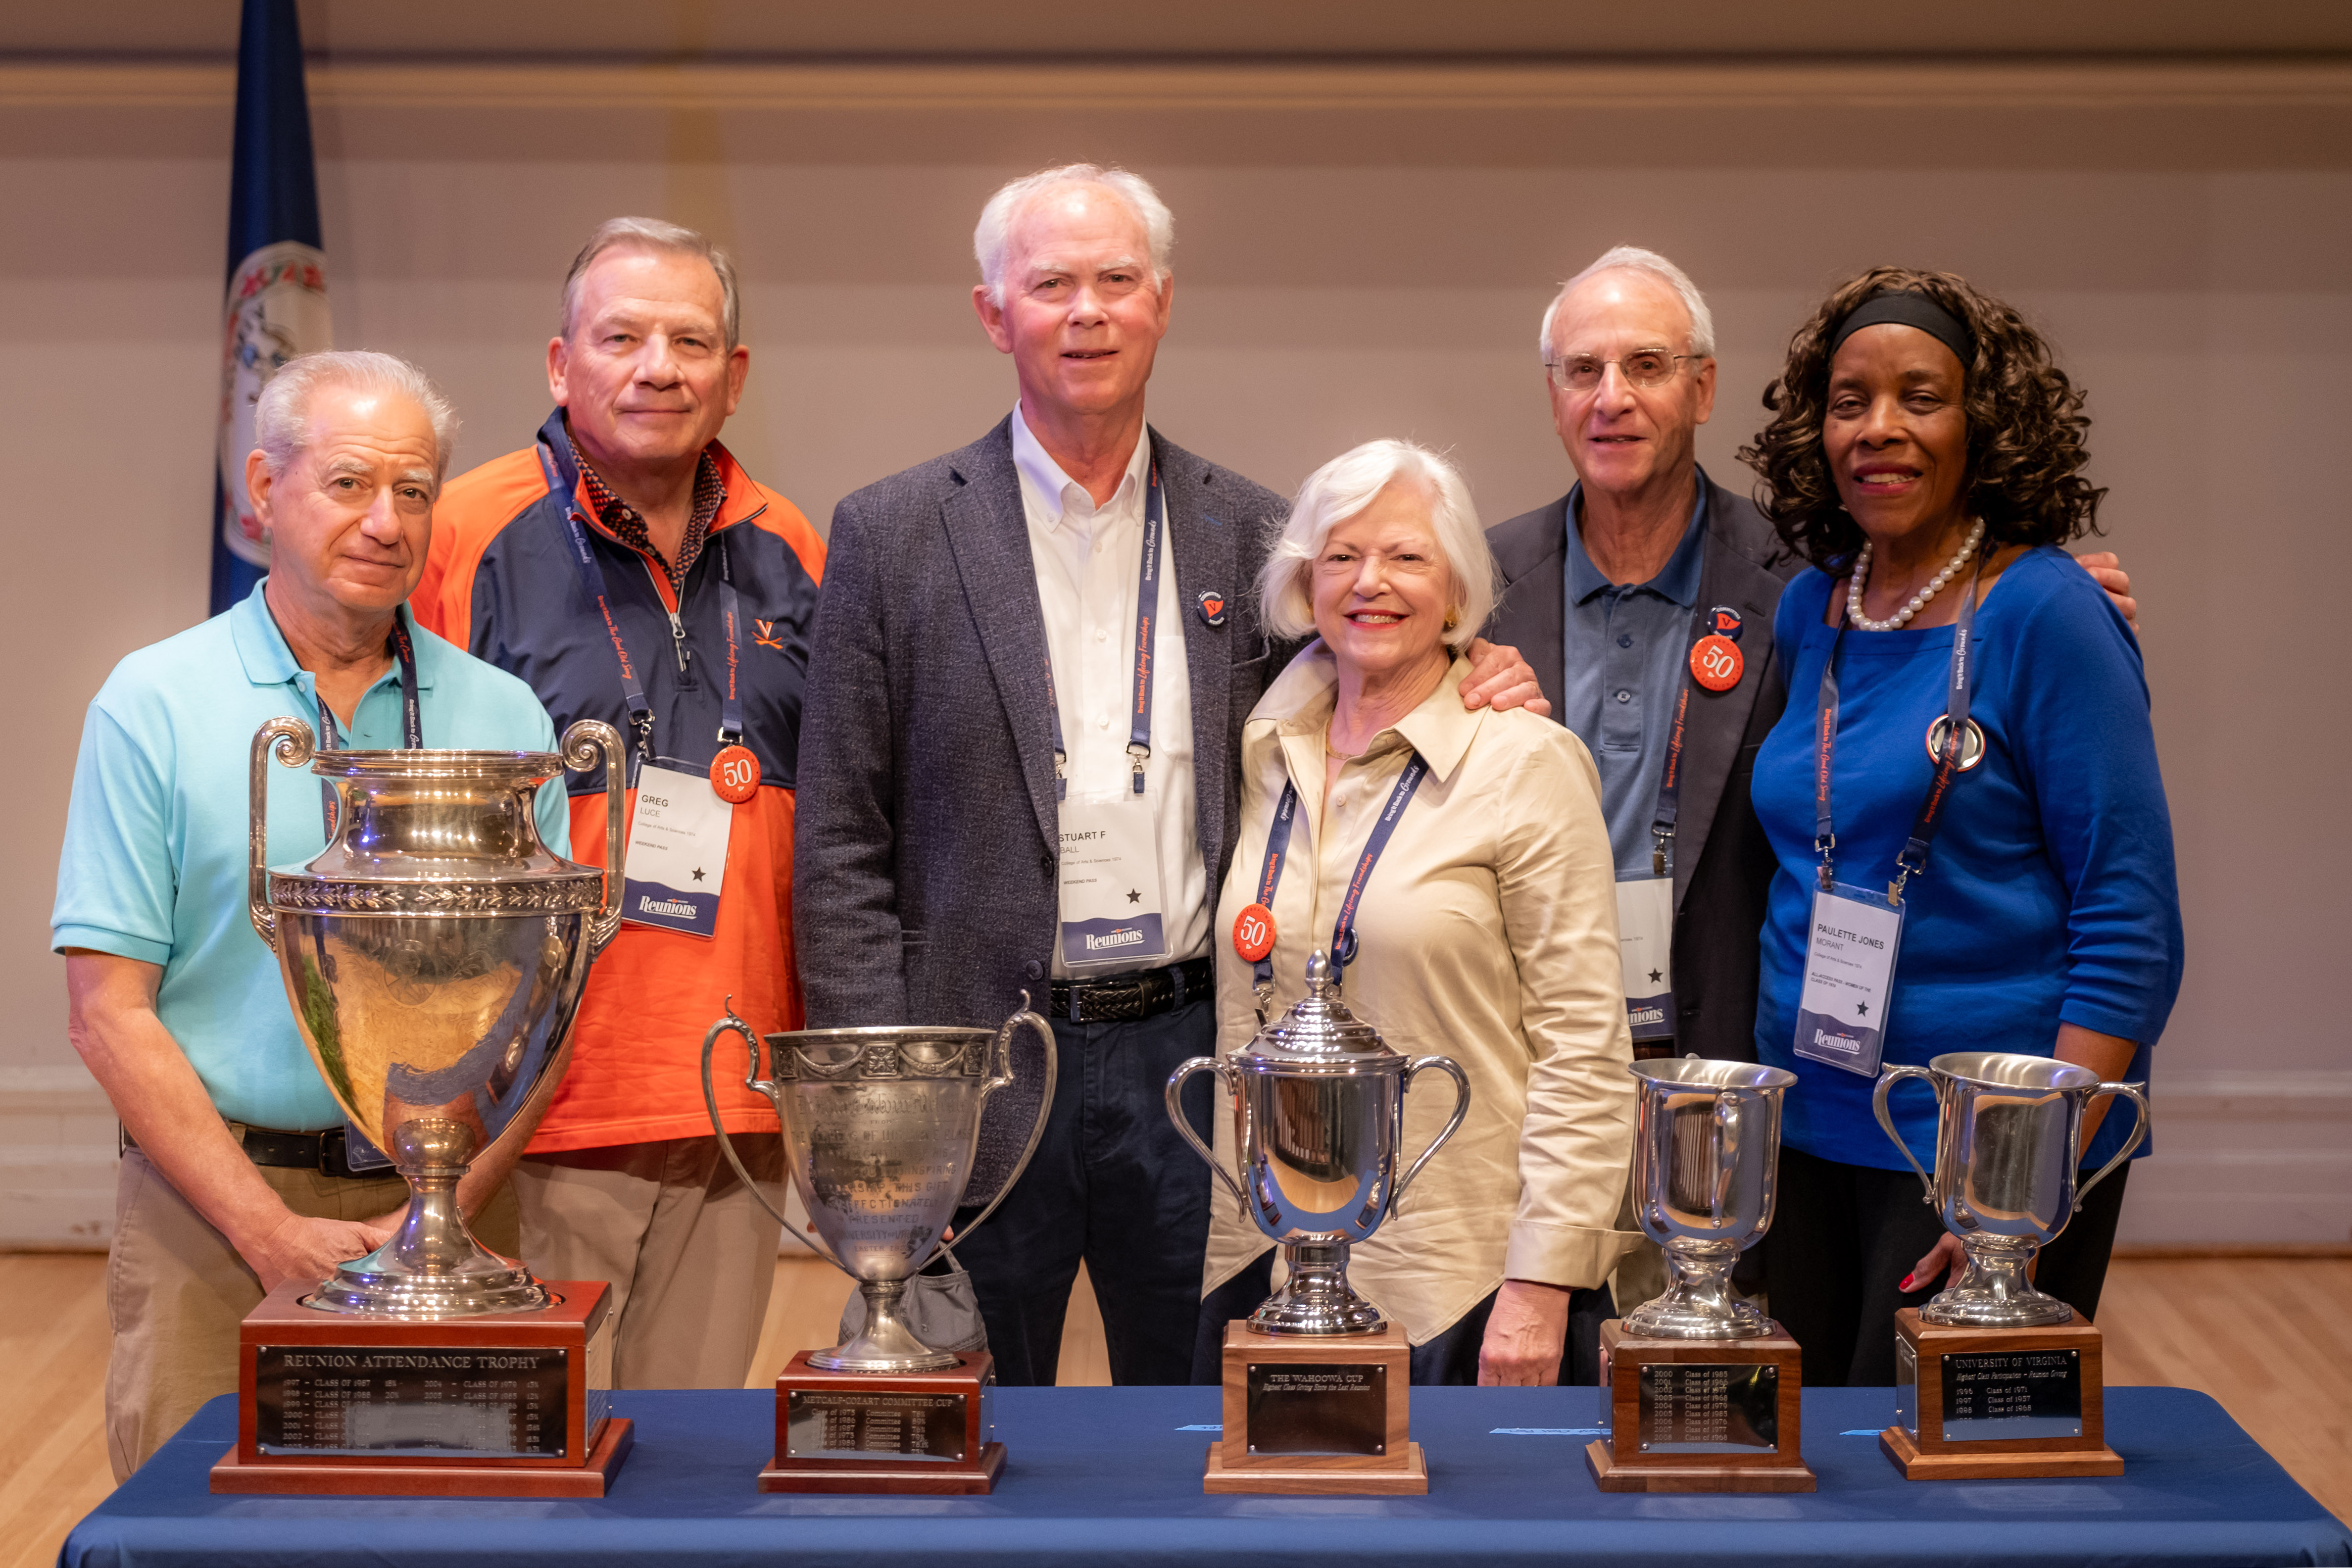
[214,717,628,1498]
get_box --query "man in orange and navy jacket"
[413,218,824,1389]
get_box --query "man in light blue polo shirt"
[55,351,570,1479]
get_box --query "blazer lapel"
[941,423,1061,854]
[1672,475,1779,912]
[1157,432,1237,888]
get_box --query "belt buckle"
[318,1126,349,1178]
[1066,984,1088,1026]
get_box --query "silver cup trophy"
[1874,1051,2151,1328]
[703,1000,1057,1373]
[249,716,626,1317]
[1623,1057,1799,1339]
[1165,950,1469,1335]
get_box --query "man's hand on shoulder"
[2074,551,2138,630]
[1460,638,1552,718]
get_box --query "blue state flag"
[211,0,332,616]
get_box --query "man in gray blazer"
[795,164,1542,1386]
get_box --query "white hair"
[1258,440,1495,654]
[560,216,742,350]
[253,350,461,483]
[973,163,1175,308]
[1538,245,1717,362]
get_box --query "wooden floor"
[4,1252,2342,1567]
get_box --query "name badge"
[1614,874,1675,1043]
[1057,791,1169,970]
[622,761,733,938]
[1793,881,1905,1075]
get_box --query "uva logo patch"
[1707,605,1744,642]
[1198,591,1228,627]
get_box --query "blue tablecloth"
[63,1386,2351,1567]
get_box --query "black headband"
[1827,290,1976,371]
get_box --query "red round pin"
[1232,903,1277,964]
[1690,634,1743,692]
[710,744,761,803]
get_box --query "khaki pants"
[104,1147,520,1480]
[511,1135,786,1390]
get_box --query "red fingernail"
[1899,1274,1915,1291]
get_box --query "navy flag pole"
[211,0,332,616]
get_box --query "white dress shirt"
[1011,402,1208,977]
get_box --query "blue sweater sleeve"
[2002,554,2184,1043]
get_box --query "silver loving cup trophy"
[1166,950,1470,1335]
[1624,1057,1800,1340]
[249,717,626,1317]
[1874,1051,2151,1328]
[703,998,1057,1375]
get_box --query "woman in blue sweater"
[1737,268,2183,1387]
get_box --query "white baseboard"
[6,1066,2345,1250]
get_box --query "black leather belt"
[123,1122,373,1181]
[1050,958,1213,1024]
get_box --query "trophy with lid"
[1873,1052,2149,1480]
[1588,1057,1815,1492]
[216,718,630,1497]
[1165,951,1468,1495]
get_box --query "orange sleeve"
[414,449,549,648]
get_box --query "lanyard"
[1046,464,1163,801]
[1814,553,1984,903]
[314,610,423,840]
[1647,602,1716,876]
[542,435,744,762]
[1250,749,1430,989]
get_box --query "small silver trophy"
[249,717,626,1317]
[704,1001,1056,1373]
[1166,950,1468,1335]
[1874,1051,2149,1328]
[1622,1057,1799,1340]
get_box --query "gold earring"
[1443,608,1461,631]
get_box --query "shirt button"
[1615,690,1633,703]
[1097,716,1111,730]
[1617,634,1634,648]
[1024,959,1045,981]
[1095,629,1108,643]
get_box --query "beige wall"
[4,63,2346,1243]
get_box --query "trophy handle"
[1394,1054,1472,1208]
[1711,1090,1746,1228]
[1873,1064,1939,1202]
[247,717,316,951]
[933,994,1060,1259]
[2073,1080,2151,1212]
[560,720,628,953]
[699,998,836,1264]
[1164,1056,1246,1208]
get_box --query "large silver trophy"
[1622,1057,1799,1339]
[1166,951,1468,1335]
[249,717,626,1317]
[703,1001,1057,1374]
[1874,1051,2149,1327]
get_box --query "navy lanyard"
[1814,553,1983,903]
[542,439,744,763]
[1046,464,1163,801]
[315,611,423,840]
[1648,602,1716,875]
[1250,749,1430,989]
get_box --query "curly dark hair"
[1737,266,2104,570]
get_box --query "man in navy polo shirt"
[54,351,567,1478]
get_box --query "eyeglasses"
[1545,351,1692,393]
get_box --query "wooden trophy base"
[1207,1320,1425,1495]
[1880,1307,2123,1480]
[759,1350,1004,1494]
[214,1279,623,1497]
[1585,1319,1816,1493]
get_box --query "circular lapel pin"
[1198,590,1228,627]
[711,744,761,803]
[1232,902,1276,963]
[1691,634,1743,692]
[1707,604,1745,643]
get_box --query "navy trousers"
[952,997,1216,1386]
[1191,1248,1616,1386]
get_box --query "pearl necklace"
[1847,519,1986,631]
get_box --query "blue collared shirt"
[1558,474,1710,875]
[54,581,569,1131]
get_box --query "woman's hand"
[1477,1279,1572,1386]
[1901,1233,1966,1296]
